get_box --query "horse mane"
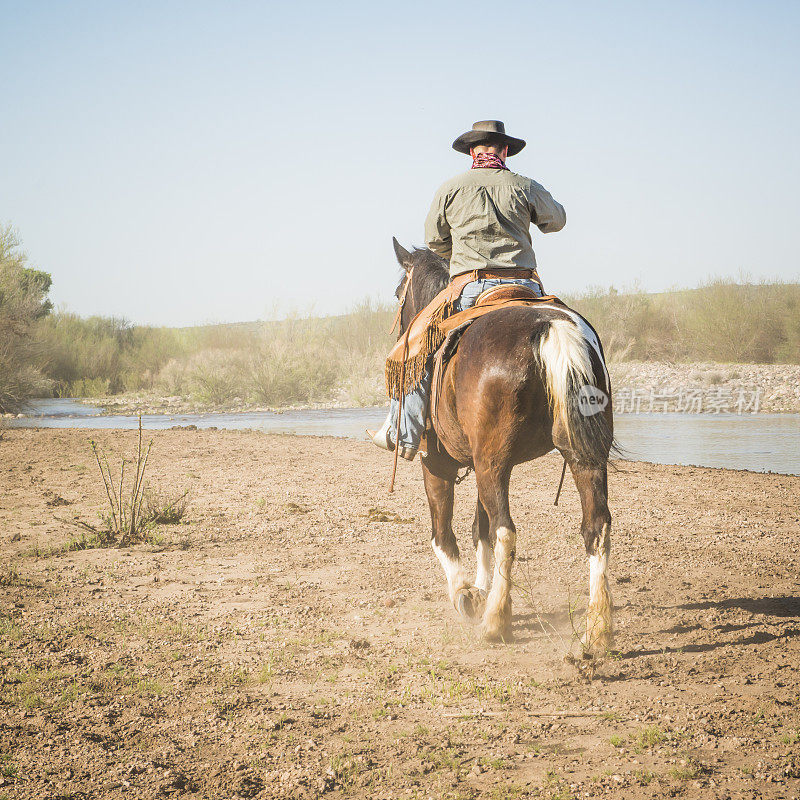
[396,248,449,310]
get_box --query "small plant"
[490,784,525,800]
[782,729,800,746]
[634,768,656,785]
[133,678,165,696]
[669,756,705,781]
[0,753,17,780]
[56,419,188,549]
[0,564,22,586]
[142,489,190,525]
[542,770,574,800]
[258,659,275,684]
[609,734,624,748]
[365,507,414,523]
[328,753,360,790]
[634,725,666,750]
[89,416,152,545]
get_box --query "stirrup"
[367,416,395,452]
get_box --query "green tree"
[0,224,53,412]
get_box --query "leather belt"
[472,268,535,281]
[472,269,539,281]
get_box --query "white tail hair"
[538,319,595,429]
[537,317,613,465]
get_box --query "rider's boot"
[366,414,417,461]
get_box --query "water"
[9,399,389,440]
[613,413,800,475]
[9,399,800,476]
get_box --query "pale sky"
[2,1,798,326]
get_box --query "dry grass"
[565,279,800,363]
[18,278,800,410]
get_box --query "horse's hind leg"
[475,465,515,642]
[570,462,613,655]
[421,463,481,619]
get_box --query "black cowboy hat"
[452,120,526,157]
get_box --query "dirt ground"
[1,428,799,800]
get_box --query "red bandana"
[471,152,509,170]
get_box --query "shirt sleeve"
[529,180,566,234]
[424,188,453,260]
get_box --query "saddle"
[385,268,540,400]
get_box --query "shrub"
[36,310,187,396]
[248,335,340,406]
[0,225,53,411]
[186,349,248,406]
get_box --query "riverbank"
[46,361,800,416]
[2,428,799,799]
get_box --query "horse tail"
[537,317,615,466]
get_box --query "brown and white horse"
[392,240,616,654]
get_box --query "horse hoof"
[480,620,513,644]
[454,587,484,623]
[582,632,614,657]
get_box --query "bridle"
[390,267,415,338]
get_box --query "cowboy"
[370,120,566,460]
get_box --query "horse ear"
[392,237,412,270]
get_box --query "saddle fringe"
[385,301,453,399]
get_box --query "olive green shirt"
[424,168,566,277]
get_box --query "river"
[8,399,800,476]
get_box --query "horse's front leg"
[421,461,483,621]
[570,462,614,655]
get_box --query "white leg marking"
[475,539,492,593]
[431,540,468,601]
[482,526,515,639]
[584,522,613,652]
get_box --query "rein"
[389,267,414,493]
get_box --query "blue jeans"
[389,278,542,450]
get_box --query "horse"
[391,239,616,654]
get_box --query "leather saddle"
[475,283,541,306]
